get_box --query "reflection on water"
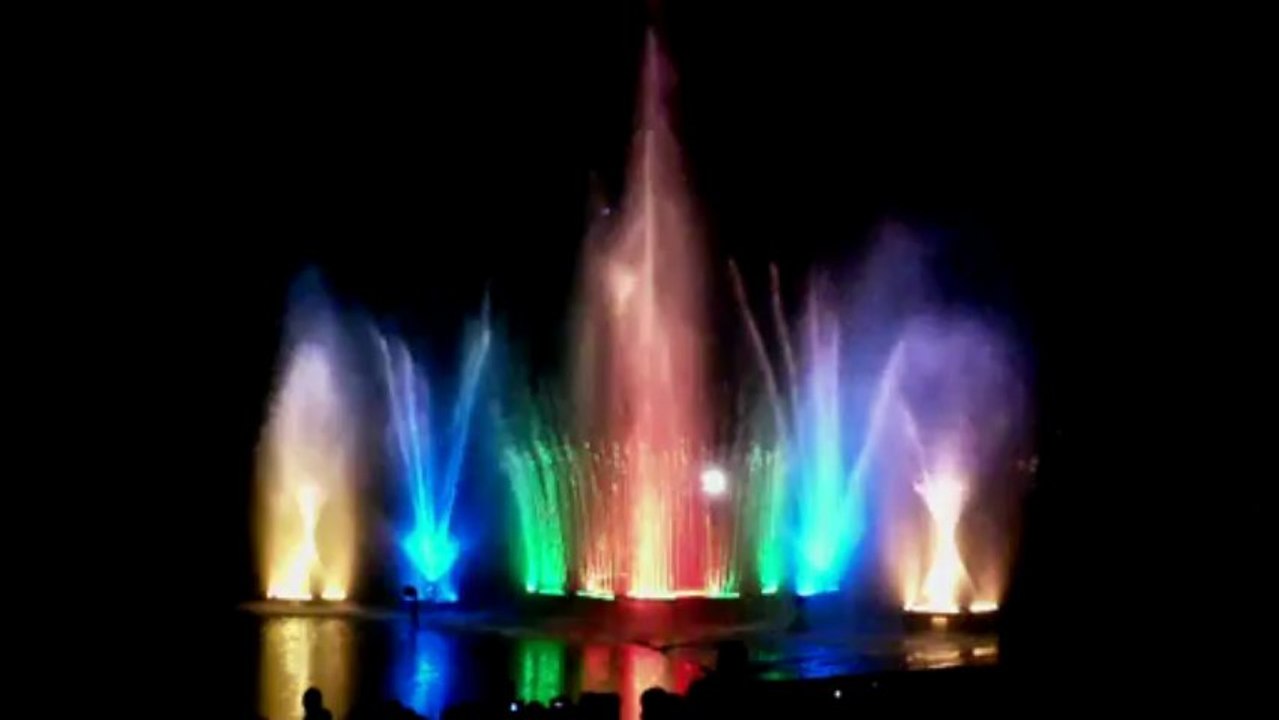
[904,635,999,670]
[395,627,451,718]
[254,616,702,720]
[510,640,703,719]
[250,610,995,720]
[580,645,703,720]
[516,639,565,705]
[259,617,353,720]
[906,646,963,668]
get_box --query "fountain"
[501,405,572,595]
[907,473,971,614]
[377,301,491,602]
[881,316,1025,622]
[505,32,739,599]
[258,275,358,601]
[730,265,903,597]
[575,31,716,597]
[239,19,1035,716]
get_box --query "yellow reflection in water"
[259,617,353,720]
[904,636,999,670]
[906,646,963,669]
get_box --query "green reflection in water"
[516,638,566,704]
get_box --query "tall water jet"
[258,275,358,601]
[377,302,491,602]
[570,31,719,598]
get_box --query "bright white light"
[833,689,842,699]
[910,474,970,614]
[701,466,728,496]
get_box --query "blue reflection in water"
[394,625,452,718]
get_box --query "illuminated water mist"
[744,446,786,594]
[731,267,893,596]
[503,423,761,598]
[501,407,570,595]
[578,32,714,596]
[259,280,356,601]
[506,33,735,598]
[884,317,1025,614]
[378,303,491,602]
[789,297,872,596]
[907,474,970,614]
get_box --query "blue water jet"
[378,302,491,602]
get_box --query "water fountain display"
[242,21,1035,720]
[249,42,1025,611]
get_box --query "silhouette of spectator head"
[641,686,669,718]
[302,687,332,720]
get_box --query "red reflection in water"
[671,655,702,695]
[580,645,613,695]
[579,644,704,720]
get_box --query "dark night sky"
[64,3,1158,692]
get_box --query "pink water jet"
[572,33,726,598]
